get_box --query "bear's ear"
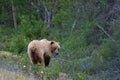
[50,41,54,45]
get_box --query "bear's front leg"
[44,56,50,67]
[44,53,50,67]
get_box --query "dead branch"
[11,0,17,28]
[96,23,116,42]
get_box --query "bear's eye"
[54,48,57,50]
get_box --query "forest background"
[0,0,120,80]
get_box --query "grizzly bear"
[27,39,60,67]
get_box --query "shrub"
[98,39,118,60]
[20,16,50,39]
[78,71,87,80]
[5,35,29,54]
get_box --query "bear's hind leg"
[30,52,38,64]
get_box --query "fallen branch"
[96,23,116,42]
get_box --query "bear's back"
[39,39,51,50]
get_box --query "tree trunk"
[38,0,60,28]
[12,0,17,28]
[47,11,52,28]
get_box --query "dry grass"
[0,51,18,59]
[0,68,27,80]
[0,51,40,80]
[0,51,27,80]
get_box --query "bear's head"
[50,41,60,55]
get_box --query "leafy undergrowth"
[0,51,70,80]
[87,57,120,80]
[0,51,120,80]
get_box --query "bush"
[98,39,118,60]
[20,16,50,39]
[5,35,29,54]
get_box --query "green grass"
[0,50,120,80]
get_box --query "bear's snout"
[56,53,59,55]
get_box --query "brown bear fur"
[27,39,60,67]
